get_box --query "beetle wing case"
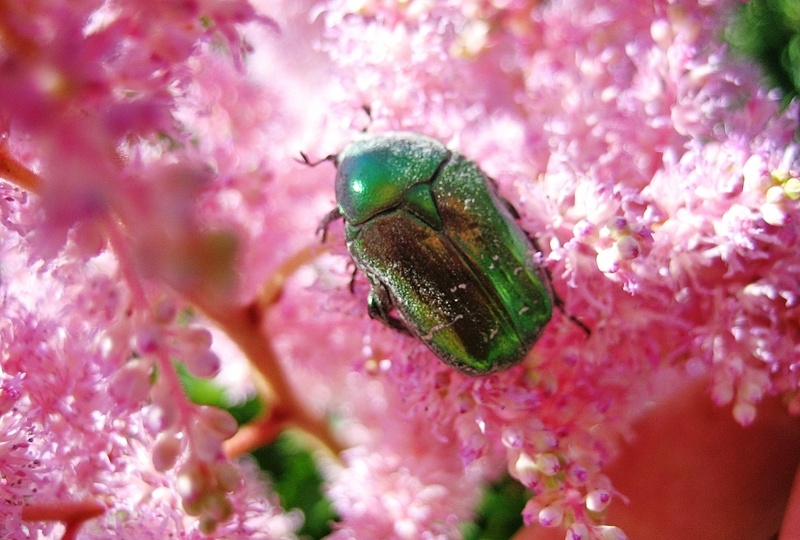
[335,133,552,375]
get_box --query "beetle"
[315,132,564,376]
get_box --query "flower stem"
[193,296,345,457]
[192,240,345,457]
[0,148,42,193]
[0,144,343,456]
[257,242,330,310]
[224,416,283,457]
[22,498,106,539]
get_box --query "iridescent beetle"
[312,132,584,375]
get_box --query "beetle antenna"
[296,151,336,167]
[360,104,373,133]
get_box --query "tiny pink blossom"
[0,0,799,538]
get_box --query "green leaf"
[725,0,800,107]
[462,475,529,540]
[175,362,263,425]
[251,432,339,539]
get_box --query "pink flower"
[0,0,799,538]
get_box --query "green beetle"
[318,132,556,376]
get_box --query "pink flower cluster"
[0,0,798,539]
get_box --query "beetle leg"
[348,264,358,293]
[486,175,524,219]
[551,290,591,336]
[317,207,342,243]
[527,233,592,337]
[367,281,412,335]
[501,195,522,220]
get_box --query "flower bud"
[501,427,524,449]
[521,499,542,526]
[538,505,563,527]
[616,235,640,260]
[186,327,213,349]
[566,522,590,540]
[191,421,224,462]
[597,525,629,540]
[585,489,611,512]
[765,185,785,204]
[182,496,204,517]
[199,406,238,439]
[152,297,177,324]
[573,219,595,238]
[733,401,756,426]
[205,491,233,522]
[784,177,800,200]
[565,463,588,484]
[596,248,619,273]
[607,216,628,236]
[109,359,152,404]
[214,461,243,493]
[153,431,182,472]
[535,453,561,476]
[198,516,218,535]
[177,462,208,511]
[530,429,557,451]
[133,324,163,355]
[514,452,538,484]
[742,155,768,191]
[761,202,786,226]
[185,349,221,379]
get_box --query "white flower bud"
[585,489,611,512]
[566,522,590,540]
[597,525,629,540]
[538,505,563,527]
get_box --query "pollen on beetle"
[421,314,464,340]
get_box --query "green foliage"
[250,433,338,539]
[175,362,263,425]
[462,475,529,540]
[726,0,800,107]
